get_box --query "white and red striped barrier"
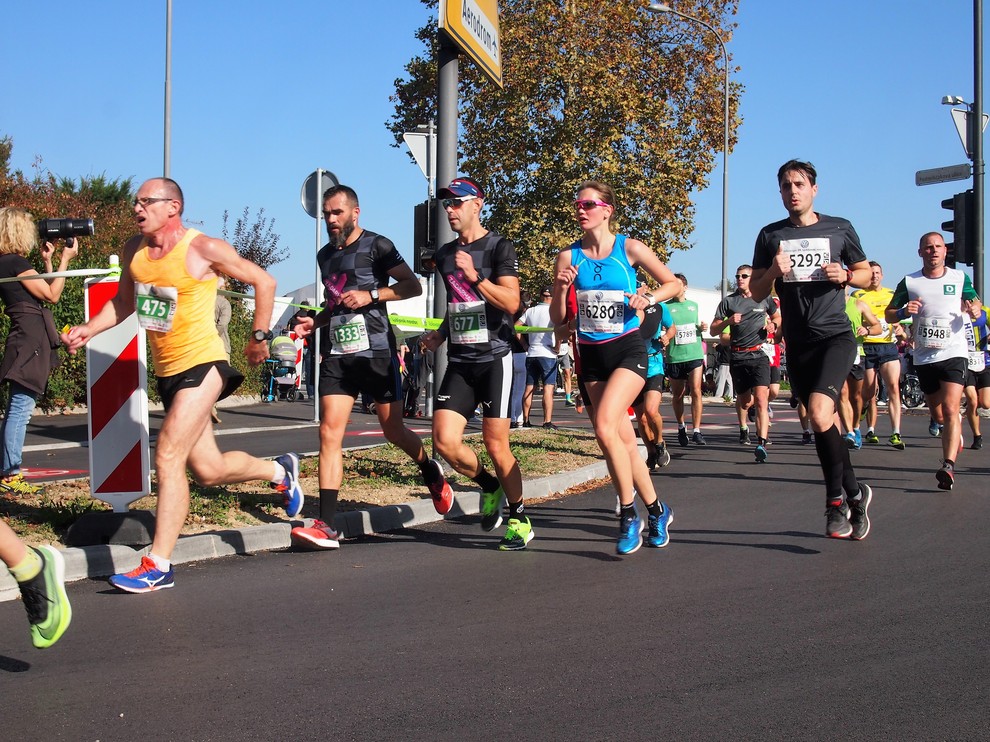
[85,274,150,511]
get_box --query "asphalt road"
[2,407,987,740]
[22,395,439,482]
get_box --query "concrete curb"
[0,459,612,602]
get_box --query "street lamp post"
[164,0,172,177]
[647,3,730,299]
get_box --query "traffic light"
[941,189,974,267]
[413,200,435,276]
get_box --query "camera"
[37,218,95,241]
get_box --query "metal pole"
[973,0,985,298]
[718,42,729,300]
[163,0,172,178]
[313,169,324,422]
[429,34,458,421]
[427,118,437,201]
[647,4,729,298]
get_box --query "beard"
[332,221,355,248]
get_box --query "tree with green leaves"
[388,0,741,295]
[221,206,285,296]
[0,138,137,409]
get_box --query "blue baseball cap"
[438,177,484,200]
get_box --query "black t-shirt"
[752,213,867,343]
[0,254,36,308]
[714,291,776,360]
[317,230,406,358]
[433,231,518,363]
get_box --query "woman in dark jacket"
[0,207,77,495]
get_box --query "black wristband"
[471,275,484,288]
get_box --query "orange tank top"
[129,228,226,377]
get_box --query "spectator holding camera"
[0,207,78,495]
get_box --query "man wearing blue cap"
[421,177,531,549]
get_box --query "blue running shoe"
[110,556,175,593]
[645,504,673,548]
[755,444,768,463]
[929,418,942,438]
[273,453,304,517]
[616,510,643,555]
[854,429,863,449]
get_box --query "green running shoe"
[864,431,880,445]
[889,433,905,450]
[480,486,504,532]
[19,546,72,649]
[498,516,534,550]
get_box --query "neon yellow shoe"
[480,486,504,532]
[19,546,72,649]
[1,473,43,496]
[498,516,534,551]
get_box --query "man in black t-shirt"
[420,177,531,550]
[750,160,874,540]
[291,185,452,550]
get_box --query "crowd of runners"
[2,158,986,649]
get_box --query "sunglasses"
[441,196,478,209]
[574,199,610,211]
[133,196,172,208]
[736,273,751,279]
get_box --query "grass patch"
[8,429,605,547]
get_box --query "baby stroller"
[262,334,300,402]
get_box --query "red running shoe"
[291,520,341,550]
[423,458,453,514]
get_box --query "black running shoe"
[739,428,751,445]
[801,431,813,445]
[825,501,852,539]
[692,431,707,446]
[971,434,983,451]
[849,484,872,540]
[936,462,954,491]
[677,428,689,447]
[645,449,658,471]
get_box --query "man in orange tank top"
[63,177,305,594]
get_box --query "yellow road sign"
[440,0,502,88]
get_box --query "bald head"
[142,177,185,215]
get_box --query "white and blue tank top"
[569,234,640,344]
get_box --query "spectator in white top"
[519,287,559,428]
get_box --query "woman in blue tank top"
[549,181,680,556]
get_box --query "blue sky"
[1,1,986,298]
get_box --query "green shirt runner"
[665,298,704,363]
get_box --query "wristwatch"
[252,329,273,342]
[370,288,380,304]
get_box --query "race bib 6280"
[577,289,624,334]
